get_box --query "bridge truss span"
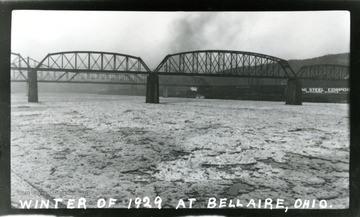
[154,50,297,79]
[35,51,151,75]
[11,52,150,84]
[297,64,349,80]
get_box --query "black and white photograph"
[9,11,350,210]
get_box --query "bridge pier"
[286,78,302,105]
[145,74,159,103]
[27,69,38,102]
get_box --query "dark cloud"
[166,13,222,53]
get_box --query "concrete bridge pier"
[27,69,38,102]
[145,74,159,103]
[286,78,302,105]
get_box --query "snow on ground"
[11,93,349,209]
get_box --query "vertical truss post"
[27,69,38,102]
[286,78,302,105]
[145,73,159,103]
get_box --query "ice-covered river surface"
[11,93,349,209]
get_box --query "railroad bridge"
[12,50,348,105]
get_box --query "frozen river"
[10,93,349,209]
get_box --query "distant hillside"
[287,53,350,73]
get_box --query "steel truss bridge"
[297,64,349,80]
[13,50,339,105]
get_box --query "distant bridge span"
[297,64,349,80]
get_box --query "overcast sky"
[11,11,350,69]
